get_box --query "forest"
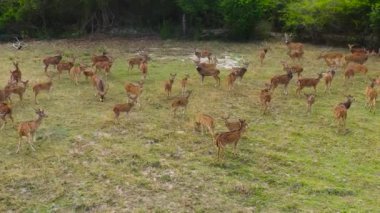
[0,0,380,45]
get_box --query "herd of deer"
[0,34,379,160]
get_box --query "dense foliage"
[0,0,379,44]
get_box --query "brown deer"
[194,48,212,63]
[260,84,272,114]
[4,80,29,101]
[181,74,190,95]
[91,51,111,66]
[0,102,13,130]
[43,53,62,73]
[348,44,367,54]
[231,63,249,82]
[317,51,344,68]
[221,114,244,131]
[288,49,304,61]
[214,119,248,161]
[344,52,368,65]
[140,60,148,80]
[17,108,47,153]
[227,71,238,91]
[195,64,220,86]
[125,80,144,107]
[83,69,95,81]
[322,69,336,93]
[164,73,177,97]
[56,59,75,79]
[345,62,368,75]
[281,61,303,77]
[344,68,355,81]
[9,61,22,84]
[33,78,53,104]
[94,60,113,79]
[194,113,215,135]
[270,69,293,95]
[284,33,304,52]
[0,88,12,103]
[334,95,354,132]
[171,90,192,116]
[304,93,315,114]
[70,64,86,85]
[259,48,269,65]
[113,95,138,121]
[91,75,109,102]
[296,73,323,96]
[128,56,147,71]
[365,79,377,112]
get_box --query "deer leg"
[34,92,38,104]
[27,135,36,151]
[284,84,289,95]
[44,64,48,73]
[0,118,5,130]
[201,76,204,85]
[16,137,22,153]
[233,142,238,156]
[215,76,220,87]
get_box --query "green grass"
[0,38,379,212]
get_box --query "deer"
[322,69,336,93]
[288,49,304,61]
[113,94,138,121]
[348,44,367,54]
[194,113,215,136]
[171,90,192,116]
[128,55,147,71]
[334,95,354,132]
[260,84,272,114]
[365,79,377,112]
[231,63,249,82]
[70,64,86,85]
[91,51,111,66]
[0,102,13,130]
[4,80,29,101]
[125,80,144,107]
[164,73,177,97]
[221,114,244,131]
[345,62,368,75]
[43,53,62,73]
[91,75,109,102]
[195,64,220,86]
[56,58,75,79]
[16,108,47,153]
[344,52,368,65]
[281,61,303,77]
[194,48,212,63]
[259,47,270,65]
[344,67,355,82]
[296,73,323,96]
[83,69,95,81]
[9,61,22,84]
[94,60,113,79]
[317,51,344,68]
[181,74,190,95]
[140,60,148,80]
[227,71,238,91]
[33,78,53,104]
[0,88,12,103]
[214,119,248,161]
[304,93,315,114]
[284,33,304,52]
[270,69,293,95]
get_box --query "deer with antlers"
[43,52,62,73]
[16,108,47,153]
[128,55,148,71]
[317,51,344,68]
[348,44,367,54]
[171,90,192,116]
[164,73,177,97]
[195,62,220,86]
[214,119,248,161]
[0,102,13,130]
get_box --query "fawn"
[33,78,53,104]
[227,71,238,91]
[91,75,109,102]
[365,79,377,112]
[323,69,336,93]
[17,109,48,153]
[9,61,22,84]
[194,113,215,136]
[140,60,148,80]
[334,95,354,132]
[0,103,13,130]
[171,90,192,116]
[304,93,315,114]
[214,119,248,161]
[56,58,75,79]
[260,84,272,114]
[164,73,177,97]
[181,74,190,95]
[259,48,269,65]
[70,64,86,85]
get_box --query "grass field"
[0,38,379,212]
